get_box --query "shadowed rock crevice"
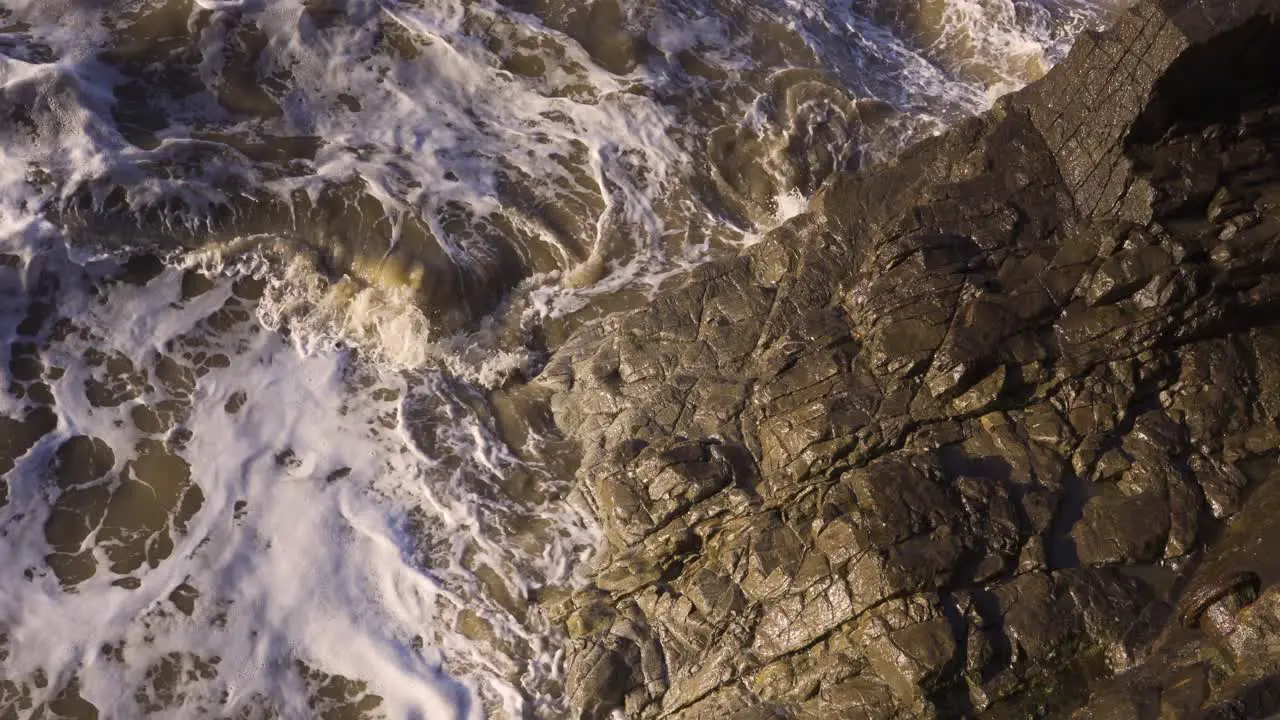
[535,0,1280,718]
[1127,14,1280,147]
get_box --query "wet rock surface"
[535,0,1280,717]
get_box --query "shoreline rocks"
[535,0,1280,717]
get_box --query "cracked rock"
[536,1,1280,716]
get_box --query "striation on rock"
[533,0,1280,717]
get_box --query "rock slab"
[537,1,1280,716]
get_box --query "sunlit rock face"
[538,1,1280,717]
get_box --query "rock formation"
[533,0,1280,716]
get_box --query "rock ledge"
[538,1,1280,717]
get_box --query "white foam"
[772,189,810,225]
[0,258,595,717]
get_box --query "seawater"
[0,0,1121,717]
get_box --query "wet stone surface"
[535,1,1280,717]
